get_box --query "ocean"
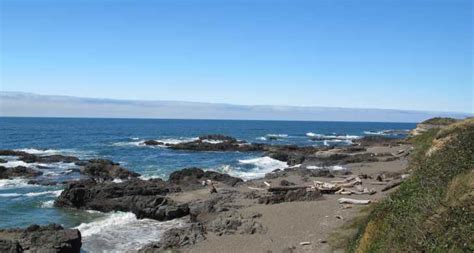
[0,117,415,252]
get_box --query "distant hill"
[0,92,471,122]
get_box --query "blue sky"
[1,0,472,113]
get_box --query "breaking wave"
[218,156,288,180]
[76,212,184,253]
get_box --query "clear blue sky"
[0,0,472,113]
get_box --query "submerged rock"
[0,224,81,253]
[0,166,43,179]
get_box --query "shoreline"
[0,133,413,252]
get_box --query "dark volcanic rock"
[138,223,206,252]
[168,168,243,190]
[143,140,164,146]
[0,158,7,164]
[169,135,265,152]
[0,150,79,164]
[258,188,322,204]
[79,159,140,181]
[0,166,42,179]
[0,224,81,253]
[207,211,266,236]
[55,179,187,221]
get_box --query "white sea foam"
[112,141,144,147]
[201,139,224,144]
[157,137,198,145]
[256,137,267,141]
[16,148,62,155]
[0,190,63,198]
[0,160,33,168]
[306,132,359,140]
[219,157,288,180]
[40,200,54,208]
[0,178,33,189]
[306,132,318,137]
[266,134,288,138]
[76,212,184,253]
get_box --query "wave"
[0,190,62,198]
[40,200,54,208]
[0,178,33,190]
[76,212,184,253]
[218,157,288,180]
[15,148,62,155]
[0,160,34,168]
[363,129,410,136]
[156,137,198,145]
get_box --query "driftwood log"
[338,198,371,205]
[381,179,404,192]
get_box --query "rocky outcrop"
[138,223,206,252]
[54,179,187,221]
[0,224,81,253]
[143,140,164,146]
[168,135,265,152]
[0,150,79,164]
[207,211,266,236]
[0,166,42,179]
[79,159,140,181]
[168,167,243,190]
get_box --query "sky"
[0,0,472,113]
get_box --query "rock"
[279,180,294,186]
[143,140,164,146]
[168,168,243,190]
[0,239,21,253]
[54,179,187,221]
[258,188,322,205]
[207,211,266,236]
[0,224,81,253]
[169,135,265,152]
[138,223,206,252]
[0,166,42,179]
[0,150,80,164]
[79,159,140,181]
[0,158,7,164]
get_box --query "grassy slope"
[349,118,473,252]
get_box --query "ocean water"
[0,117,415,252]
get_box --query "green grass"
[348,119,474,253]
[421,117,458,125]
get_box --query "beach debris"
[263,181,271,187]
[338,198,371,205]
[203,179,217,193]
[335,215,344,220]
[248,186,266,191]
[300,242,311,246]
[381,179,404,192]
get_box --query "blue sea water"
[0,117,415,251]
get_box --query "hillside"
[349,118,473,252]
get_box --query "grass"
[347,118,474,252]
[421,117,458,125]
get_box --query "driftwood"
[248,186,265,191]
[381,179,404,192]
[370,182,388,185]
[267,186,309,192]
[338,198,371,205]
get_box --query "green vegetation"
[421,117,458,125]
[349,118,474,252]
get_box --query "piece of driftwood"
[381,179,403,192]
[263,181,271,187]
[248,186,265,191]
[338,198,371,205]
[370,182,387,185]
[267,186,309,192]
